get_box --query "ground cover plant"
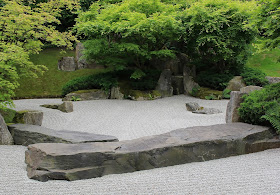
[239,83,280,133]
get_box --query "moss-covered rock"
[0,108,17,124]
[127,90,162,101]
[194,87,223,100]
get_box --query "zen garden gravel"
[1,95,280,195]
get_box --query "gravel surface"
[1,95,280,195]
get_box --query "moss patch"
[0,108,17,123]
[195,87,223,100]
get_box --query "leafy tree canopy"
[0,0,78,108]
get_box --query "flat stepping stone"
[25,123,280,182]
[8,124,118,146]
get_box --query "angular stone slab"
[8,124,118,146]
[25,123,280,182]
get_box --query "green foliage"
[222,89,231,99]
[252,0,280,50]
[205,94,222,100]
[239,83,280,126]
[190,86,200,97]
[261,103,280,134]
[0,0,77,108]
[62,72,118,96]
[75,0,182,71]
[180,0,257,73]
[241,67,269,86]
[196,71,234,91]
[71,96,81,101]
[0,108,16,123]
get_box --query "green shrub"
[130,70,161,91]
[196,71,234,91]
[62,72,118,96]
[0,108,16,123]
[241,67,269,86]
[238,83,280,128]
[222,89,231,99]
[261,103,280,134]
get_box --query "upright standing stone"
[110,87,124,99]
[226,91,245,123]
[156,69,173,97]
[58,57,76,71]
[226,76,246,91]
[0,113,13,145]
[183,65,199,95]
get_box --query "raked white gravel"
[1,95,280,195]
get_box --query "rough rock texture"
[192,108,222,115]
[0,113,13,145]
[226,76,246,91]
[63,89,109,101]
[226,91,245,123]
[172,76,184,95]
[156,69,173,97]
[75,42,104,70]
[58,102,73,113]
[110,87,124,99]
[183,65,199,95]
[58,57,76,71]
[41,102,73,113]
[185,102,200,111]
[265,76,280,84]
[15,110,43,126]
[240,86,263,94]
[8,124,118,146]
[25,123,280,182]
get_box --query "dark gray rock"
[185,102,200,111]
[41,104,59,109]
[0,113,13,145]
[63,89,109,101]
[240,86,263,94]
[25,123,280,181]
[226,91,245,123]
[15,110,43,126]
[8,124,118,146]
[156,69,173,97]
[58,57,76,71]
[192,108,222,115]
[183,65,199,95]
[266,76,280,84]
[110,87,124,99]
[172,76,184,95]
[226,76,246,91]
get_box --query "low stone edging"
[25,123,280,182]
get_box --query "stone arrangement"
[41,101,73,113]
[25,123,280,182]
[8,124,118,146]
[15,110,43,126]
[186,102,222,114]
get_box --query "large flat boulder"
[9,124,118,146]
[25,123,280,182]
[63,89,109,101]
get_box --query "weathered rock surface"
[63,89,109,101]
[183,65,199,95]
[192,108,222,115]
[172,76,184,95]
[265,76,280,84]
[226,76,246,91]
[156,69,173,97]
[185,102,200,111]
[41,102,73,113]
[15,110,43,126]
[240,86,263,94]
[0,113,13,145]
[9,124,118,146]
[25,123,280,182]
[110,87,124,99]
[226,91,245,123]
[58,57,76,71]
